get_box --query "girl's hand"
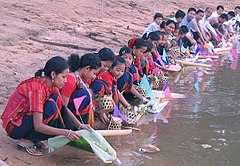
[142,96,149,104]
[99,112,108,124]
[79,124,92,131]
[65,129,81,141]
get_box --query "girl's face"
[122,53,133,67]
[101,60,113,72]
[188,11,196,20]
[165,23,175,34]
[133,46,147,58]
[155,17,163,25]
[142,52,151,61]
[110,63,126,78]
[173,29,179,37]
[179,32,187,39]
[151,40,160,48]
[82,67,98,80]
[159,35,167,46]
[52,68,69,89]
[235,8,240,15]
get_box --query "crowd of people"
[1,5,240,156]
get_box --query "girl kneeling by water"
[90,56,130,125]
[1,56,91,156]
[61,53,101,128]
[117,46,148,103]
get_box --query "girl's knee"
[43,99,58,118]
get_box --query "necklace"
[75,71,95,111]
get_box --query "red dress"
[61,74,95,127]
[1,77,62,134]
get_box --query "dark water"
[54,50,240,166]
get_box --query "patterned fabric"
[67,89,94,127]
[6,94,72,141]
[61,73,94,127]
[126,65,140,84]
[90,71,119,105]
[1,77,61,129]
[148,57,156,74]
[133,57,143,75]
[117,72,133,92]
[61,74,92,98]
[141,61,150,75]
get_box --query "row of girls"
[1,41,152,156]
[61,31,177,131]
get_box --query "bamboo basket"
[133,85,147,97]
[97,95,114,113]
[158,75,168,84]
[122,107,139,125]
[168,47,181,58]
[107,116,122,130]
[151,76,160,89]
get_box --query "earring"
[52,78,54,83]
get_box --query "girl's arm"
[130,86,148,103]
[186,33,197,45]
[65,106,91,130]
[118,90,130,108]
[32,112,81,141]
[62,95,92,130]
[154,62,166,70]
[62,95,70,106]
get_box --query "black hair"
[179,26,189,34]
[187,7,197,13]
[144,40,153,53]
[205,7,212,12]
[97,47,115,62]
[175,23,180,30]
[128,38,147,49]
[175,10,185,19]
[219,13,228,21]
[147,31,160,41]
[142,33,148,40]
[35,56,68,78]
[67,53,101,72]
[227,11,235,18]
[153,13,164,20]
[196,9,204,14]
[160,21,166,29]
[235,6,240,10]
[157,31,167,38]
[165,19,176,27]
[119,46,133,56]
[217,5,224,10]
[110,56,126,68]
[212,23,219,29]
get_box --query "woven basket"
[122,107,139,125]
[108,116,122,130]
[158,75,168,84]
[151,76,160,89]
[97,95,114,112]
[169,47,181,58]
[133,85,147,97]
[169,57,176,65]
[152,80,159,89]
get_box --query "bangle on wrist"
[78,124,82,130]
[66,129,71,138]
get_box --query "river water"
[53,50,240,166]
